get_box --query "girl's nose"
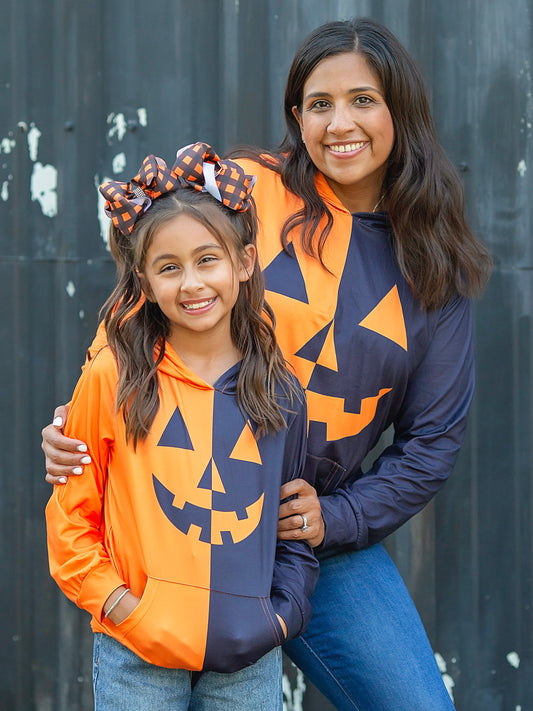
[181,267,202,291]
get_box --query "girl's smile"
[181,297,217,312]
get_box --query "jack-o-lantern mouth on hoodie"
[153,465,264,545]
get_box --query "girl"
[45,142,318,711]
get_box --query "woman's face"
[292,51,394,213]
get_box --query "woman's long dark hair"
[102,189,298,448]
[231,17,492,309]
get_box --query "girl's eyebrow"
[192,243,224,254]
[150,244,224,266]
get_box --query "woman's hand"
[277,478,325,548]
[102,586,140,626]
[42,405,91,484]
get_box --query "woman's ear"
[238,244,257,283]
[292,106,304,142]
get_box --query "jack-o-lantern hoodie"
[46,343,318,672]
[237,157,476,552]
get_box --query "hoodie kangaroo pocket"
[110,576,211,670]
[103,577,283,672]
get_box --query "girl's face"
[292,51,394,213]
[139,213,255,349]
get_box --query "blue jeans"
[92,633,282,711]
[283,543,455,711]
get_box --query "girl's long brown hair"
[102,189,299,448]
[230,17,492,309]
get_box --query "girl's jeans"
[283,543,456,711]
[92,633,282,711]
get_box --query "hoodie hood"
[156,343,240,396]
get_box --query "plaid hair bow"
[100,143,256,237]
[100,155,180,236]
[172,142,256,212]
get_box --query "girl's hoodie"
[46,344,318,672]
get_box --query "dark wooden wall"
[1,1,531,708]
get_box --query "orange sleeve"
[45,348,125,618]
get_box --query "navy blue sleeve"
[320,295,475,550]
[270,390,320,639]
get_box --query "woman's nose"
[328,104,355,133]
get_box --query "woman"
[42,18,491,711]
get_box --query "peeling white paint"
[434,653,455,702]
[95,173,111,250]
[1,181,8,201]
[106,112,127,142]
[66,281,76,298]
[112,152,126,174]
[517,160,527,177]
[506,651,520,669]
[79,310,85,320]
[515,706,522,711]
[30,162,57,217]
[0,137,16,153]
[435,652,446,673]
[282,666,306,711]
[27,123,42,162]
[137,107,148,127]
[441,673,455,701]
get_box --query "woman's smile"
[327,141,368,155]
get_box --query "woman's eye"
[354,95,373,106]
[199,255,217,265]
[310,100,330,110]
[161,264,178,273]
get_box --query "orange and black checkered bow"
[100,143,256,237]
[172,142,255,213]
[100,155,180,236]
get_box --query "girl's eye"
[160,264,178,273]
[199,255,217,265]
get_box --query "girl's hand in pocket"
[103,586,140,625]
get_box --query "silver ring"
[300,513,309,532]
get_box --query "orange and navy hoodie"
[237,158,477,551]
[46,344,318,672]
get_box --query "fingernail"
[53,417,63,427]
[77,444,88,453]
[80,456,91,464]
[59,477,67,484]
[73,467,83,475]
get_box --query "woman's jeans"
[92,633,282,711]
[283,543,455,711]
